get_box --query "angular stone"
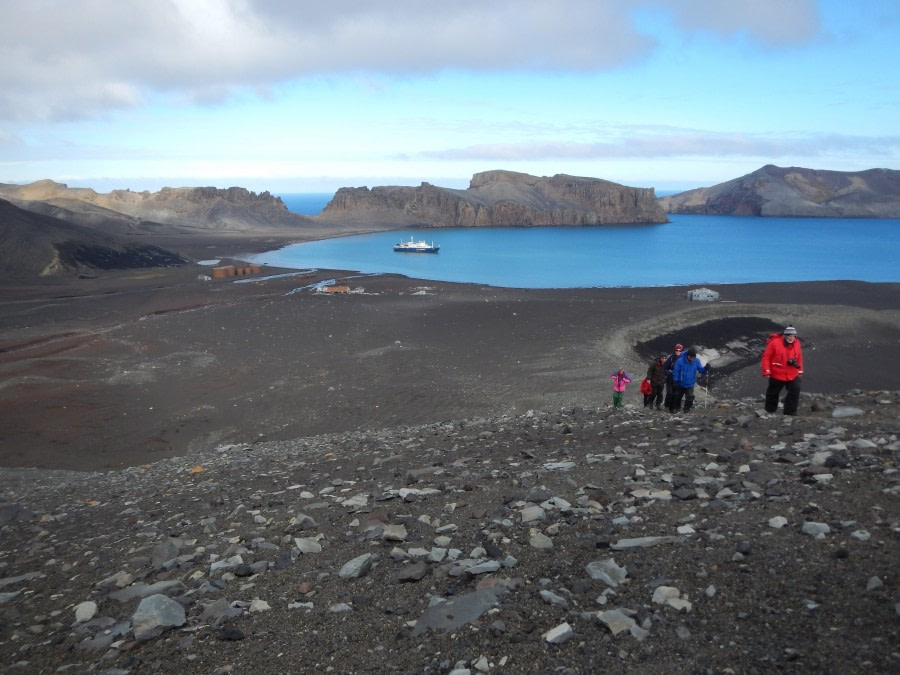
[520,505,547,523]
[396,561,428,582]
[466,560,501,575]
[652,586,680,604]
[342,493,369,508]
[585,559,628,588]
[529,533,553,549]
[74,601,98,623]
[339,553,374,579]
[132,594,186,641]
[411,588,506,636]
[382,524,408,541]
[801,522,831,538]
[597,609,636,636]
[249,597,271,613]
[295,537,322,554]
[543,461,576,471]
[543,621,574,644]
[866,576,883,591]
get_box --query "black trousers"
[672,385,695,412]
[664,375,677,411]
[765,377,802,415]
[644,384,663,407]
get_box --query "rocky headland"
[659,165,900,218]
[319,171,668,228]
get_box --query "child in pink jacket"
[610,368,632,408]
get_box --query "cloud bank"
[0,0,821,122]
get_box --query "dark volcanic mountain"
[0,199,188,278]
[659,165,900,217]
[319,170,668,226]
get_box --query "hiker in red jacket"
[761,325,804,415]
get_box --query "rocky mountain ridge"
[320,170,668,227]
[0,180,314,232]
[659,165,900,217]
[0,390,896,672]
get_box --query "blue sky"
[1,0,898,194]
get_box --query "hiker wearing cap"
[672,347,709,413]
[644,353,667,409]
[762,325,804,415]
[663,343,684,413]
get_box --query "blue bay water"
[250,215,900,289]
[277,193,333,215]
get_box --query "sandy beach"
[1,232,898,471]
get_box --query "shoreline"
[180,223,900,292]
[1,248,899,472]
[2,224,899,472]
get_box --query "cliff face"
[659,165,900,217]
[320,171,668,227]
[0,181,313,231]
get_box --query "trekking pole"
[704,370,710,409]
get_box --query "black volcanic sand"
[1,236,899,471]
[0,237,899,674]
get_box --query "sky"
[1,0,898,195]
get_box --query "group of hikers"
[609,325,804,415]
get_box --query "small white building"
[686,287,720,302]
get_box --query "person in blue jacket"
[671,347,710,413]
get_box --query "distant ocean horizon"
[277,193,334,215]
[250,215,900,289]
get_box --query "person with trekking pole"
[671,347,710,414]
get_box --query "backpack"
[640,378,652,395]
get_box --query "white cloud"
[416,129,900,161]
[654,0,820,45]
[0,0,821,122]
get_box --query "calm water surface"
[277,193,333,215]
[250,215,900,289]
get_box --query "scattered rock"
[0,391,897,672]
